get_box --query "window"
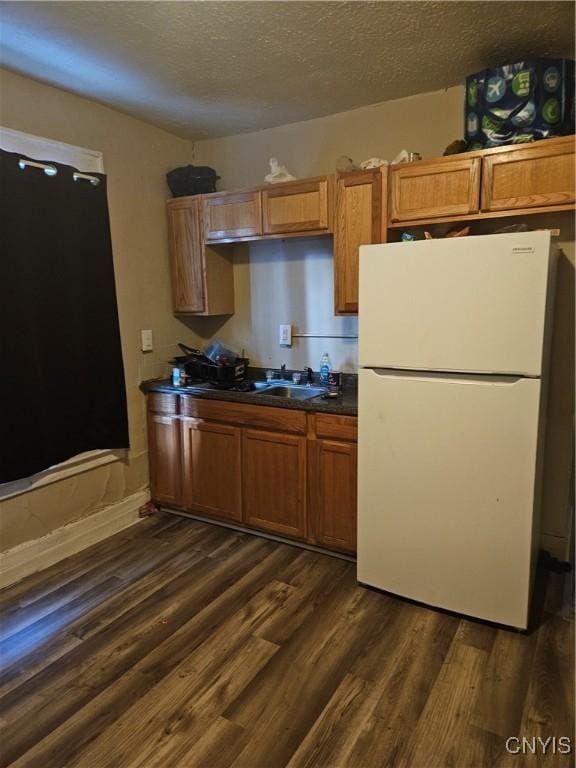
[0,127,127,497]
[0,127,104,173]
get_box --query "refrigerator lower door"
[357,368,542,629]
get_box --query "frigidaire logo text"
[505,736,572,755]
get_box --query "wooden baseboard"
[0,490,149,589]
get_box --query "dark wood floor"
[0,514,573,768]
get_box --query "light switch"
[140,329,153,352]
[279,324,292,346]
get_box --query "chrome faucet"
[280,363,287,380]
[303,367,314,386]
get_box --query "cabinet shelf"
[387,202,575,230]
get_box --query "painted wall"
[190,237,359,372]
[0,68,199,551]
[195,86,465,189]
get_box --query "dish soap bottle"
[320,352,331,385]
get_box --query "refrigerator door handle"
[366,369,531,385]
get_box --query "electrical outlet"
[279,324,292,346]
[140,329,153,352]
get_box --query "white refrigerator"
[357,231,556,629]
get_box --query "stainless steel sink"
[252,381,275,391]
[180,379,328,400]
[252,384,328,400]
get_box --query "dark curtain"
[0,149,129,484]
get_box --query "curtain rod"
[17,158,100,185]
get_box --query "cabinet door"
[389,157,481,222]
[262,177,332,235]
[481,138,575,212]
[148,413,181,507]
[334,170,382,314]
[181,419,242,522]
[243,429,307,539]
[166,197,205,313]
[203,191,262,241]
[312,439,357,554]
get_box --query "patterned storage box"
[465,59,575,148]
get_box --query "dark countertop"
[140,378,358,416]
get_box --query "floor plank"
[225,579,400,768]
[0,547,204,697]
[0,514,573,768]
[513,613,575,768]
[394,641,488,768]
[343,603,460,767]
[285,673,381,768]
[0,537,276,765]
[0,515,180,610]
[472,624,538,738]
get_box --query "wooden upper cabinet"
[166,197,205,313]
[180,418,242,522]
[481,136,576,212]
[203,190,262,241]
[334,170,383,314]
[242,429,307,539]
[261,176,333,235]
[389,157,481,223]
[166,196,234,316]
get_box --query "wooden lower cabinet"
[148,413,182,507]
[180,418,242,522]
[146,394,358,553]
[242,428,307,539]
[310,438,357,553]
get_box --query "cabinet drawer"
[481,138,575,212]
[179,397,306,434]
[390,158,481,222]
[203,191,262,241]
[315,413,357,442]
[148,393,178,415]
[262,177,332,235]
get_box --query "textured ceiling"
[0,1,574,140]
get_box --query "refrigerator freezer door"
[359,231,553,377]
[357,368,542,628]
